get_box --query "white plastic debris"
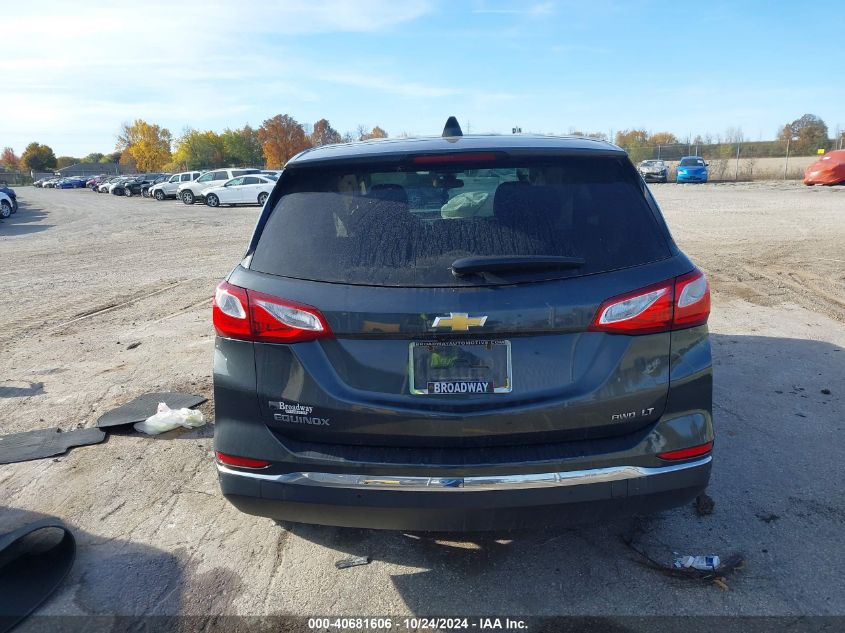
[673,555,721,571]
[134,402,205,435]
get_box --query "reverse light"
[589,269,710,335]
[212,281,332,344]
[657,441,713,461]
[215,451,270,469]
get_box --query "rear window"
[250,156,670,287]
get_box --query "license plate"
[409,340,512,395]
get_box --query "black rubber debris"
[335,556,371,569]
[96,392,207,429]
[0,519,76,633]
[0,427,105,465]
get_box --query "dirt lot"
[1,184,844,624]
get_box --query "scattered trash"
[694,493,715,516]
[126,341,141,350]
[821,388,831,395]
[134,403,205,435]
[335,556,371,570]
[96,392,207,429]
[674,555,720,571]
[755,512,780,523]
[621,534,745,590]
[0,427,106,465]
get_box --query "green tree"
[56,156,79,169]
[220,125,263,166]
[171,128,225,170]
[20,142,57,171]
[81,152,105,163]
[778,114,828,155]
[311,118,342,146]
[116,119,173,171]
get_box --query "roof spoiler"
[442,116,463,137]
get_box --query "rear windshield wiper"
[451,255,586,276]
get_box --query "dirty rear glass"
[250,156,670,286]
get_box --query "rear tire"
[125,188,132,197]
[11,200,18,213]
[206,193,220,207]
[182,190,195,205]
[258,192,269,206]
[0,200,11,219]
[154,189,165,201]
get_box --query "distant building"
[57,163,121,177]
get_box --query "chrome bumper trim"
[216,456,711,491]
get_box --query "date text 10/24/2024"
[307,617,529,631]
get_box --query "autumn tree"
[311,118,342,146]
[257,114,311,169]
[359,125,388,141]
[1,147,19,171]
[220,125,263,166]
[615,129,650,162]
[648,132,679,145]
[779,114,829,155]
[117,119,173,171]
[20,142,57,172]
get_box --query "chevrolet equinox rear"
[212,123,713,531]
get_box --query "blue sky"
[1,0,842,156]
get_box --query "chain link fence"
[617,142,826,181]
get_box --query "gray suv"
[212,121,713,531]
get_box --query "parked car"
[149,171,202,200]
[0,185,18,213]
[119,174,167,197]
[0,191,13,219]
[261,170,284,179]
[56,177,87,189]
[178,168,261,204]
[803,150,845,186]
[204,174,276,207]
[96,177,122,192]
[42,178,61,188]
[106,177,135,195]
[139,175,171,197]
[676,156,709,183]
[33,178,46,188]
[637,159,668,183]
[211,120,713,531]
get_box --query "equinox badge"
[431,312,488,332]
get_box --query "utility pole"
[735,143,741,181]
[784,136,792,180]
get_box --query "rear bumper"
[217,456,711,531]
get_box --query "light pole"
[783,134,798,180]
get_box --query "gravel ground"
[1,183,843,623]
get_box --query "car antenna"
[442,116,463,137]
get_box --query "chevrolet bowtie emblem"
[431,312,488,332]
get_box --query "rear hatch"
[226,152,689,448]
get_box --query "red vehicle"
[803,150,845,186]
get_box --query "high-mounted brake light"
[212,281,332,344]
[216,451,271,469]
[412,152,498,165]
[657,441,713,461]
[589,269,710,335]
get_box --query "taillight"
[657,441,713,461]
[216,451,270,469]
[212,281,332,344]
[589,269,710,335]
[213,281,251,340]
